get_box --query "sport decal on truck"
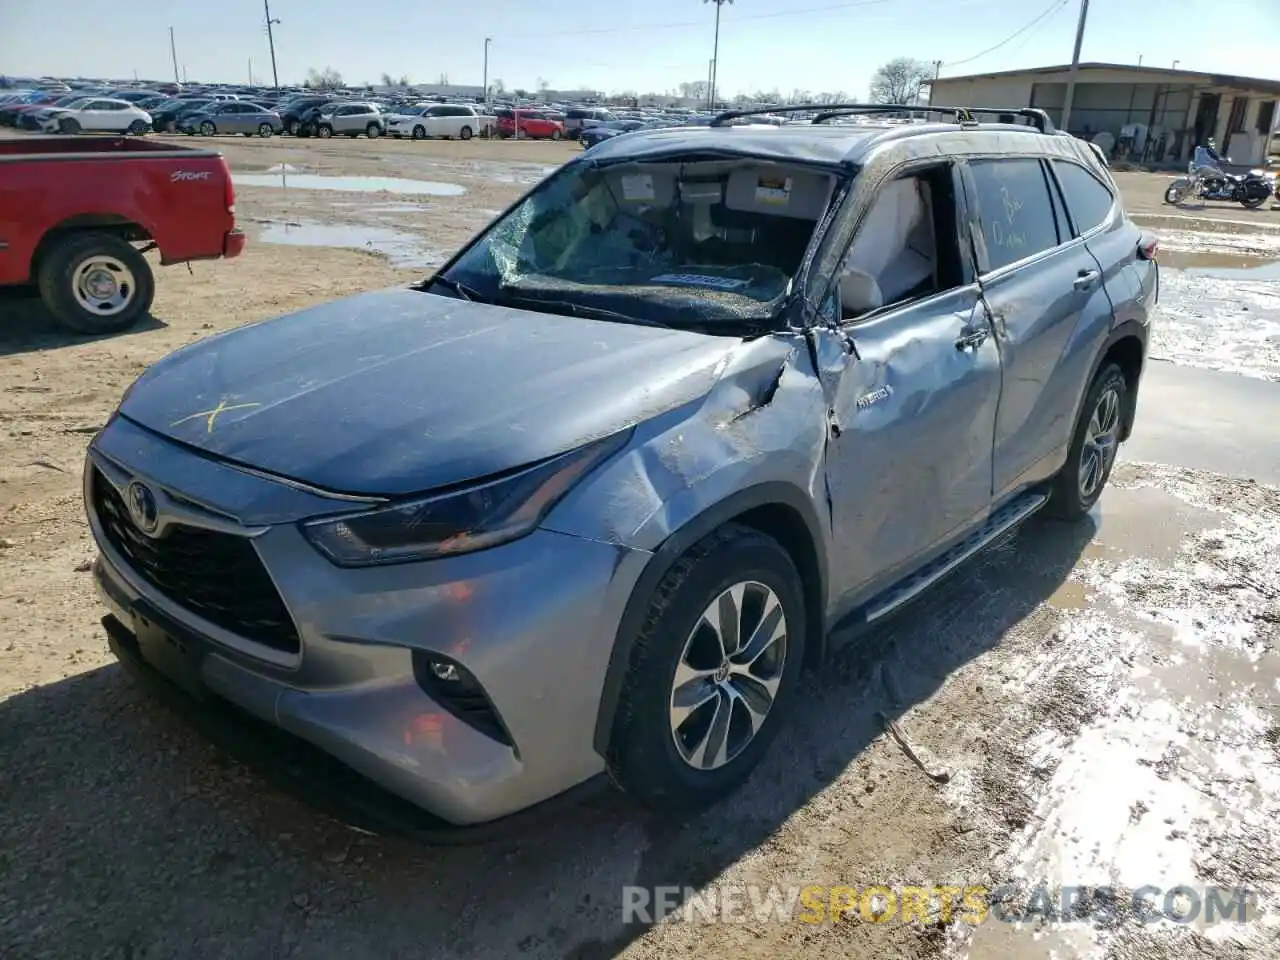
[171,170,212,182]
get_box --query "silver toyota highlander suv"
[86,104,1157,837]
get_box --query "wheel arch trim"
[592,480,829,758]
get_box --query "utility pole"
[1059,0,1089,133]
[264,0,281,89]
[707,59,714,110]
[930,59,942,105]
[249,58,253,85]
[169,27,180,84]
[483,37,491,107]
[706,0,731,111]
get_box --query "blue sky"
[1,0,1276,96]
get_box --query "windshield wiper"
[425,275,486,302]
[492,290,669,328]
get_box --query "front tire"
[127,120,148,136]
[258,123,274,137]
[412,125,426,140]
[199,121,216,136]
[59,117,81,134]
[366,123,381,139]
[317,124,333,138]
[459,125,473,140]
[1046,364,1128,520]
[36,232,155,335]
[607,524,806,814]
[550,128,563,141]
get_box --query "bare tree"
[491,77,506,95]
[305,66,344,89]
[868,57,933,104]
[678,80,710,100]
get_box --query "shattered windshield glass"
[437,157,838,327]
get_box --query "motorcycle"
[1164,159,1276,209]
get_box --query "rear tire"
[607,524,807,814]
[1240,196,1266,209]
[459,125,473,140]
[36,232,155,335]
[317,124,333,138]
[200,120,216,136]
[366,123,380,139]
[1045,363,1128,520]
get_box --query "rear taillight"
[1138,234,1158,260]
[220,158,236,216]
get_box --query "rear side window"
[1052,160,1115,235]
[967,159,1062,272]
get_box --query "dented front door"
[813,285,1001,604]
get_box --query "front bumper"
[86,418,651,828]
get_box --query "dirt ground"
[2,132,1279,960]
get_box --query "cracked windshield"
[2,0,1279,959]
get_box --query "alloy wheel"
[669,581,787,771]
[1079,385,1121,499]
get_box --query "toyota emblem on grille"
[125,481,160,536]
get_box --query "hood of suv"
[118,287,738,497]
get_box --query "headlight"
[301,430,631,567]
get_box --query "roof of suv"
[580,119,1078,169]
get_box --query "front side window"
[438,159,836,329]
[967,158,1062,273]
[1052,160,1115,235]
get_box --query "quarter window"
[968,159,1062,272]
[1052,160,1116,235]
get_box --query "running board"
[863,491,1049,624]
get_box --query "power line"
[1001,1,1067,59]
[943,0,1068,68]
[494,0,893,41]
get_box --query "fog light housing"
[411,651,513,746]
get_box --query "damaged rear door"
[808,159,1001,607]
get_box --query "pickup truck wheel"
[199,121,216,136]
[607,524,806,814]
[1046,363,1128,520]
[366,123,381,139]
[459,125,473,141]
[412,125,426,140]
[317,124,333,139]
[38,233,155,335]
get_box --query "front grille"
[92,467,301,654]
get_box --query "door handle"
[955,327,988,350]
[1074,269,1101,290]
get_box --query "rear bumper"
[224,229,246,259]
[101,609,608,843]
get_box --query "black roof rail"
[710,102,1055,134]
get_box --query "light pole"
[706,58,714,111]
[169,26,180,85]
[483,37,491,106]
[264,0,281,89]
[705,0,731,111]
[1060,0,1090,133]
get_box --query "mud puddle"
[957,464,1280,959]
[232,172,467,196]
[254,221,444,268]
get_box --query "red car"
[0,136,244,333]
[495,109,565,140]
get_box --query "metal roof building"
[931,62,1280,167]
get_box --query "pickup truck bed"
[0,136,244,333]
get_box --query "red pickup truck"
[0,136,244,333]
